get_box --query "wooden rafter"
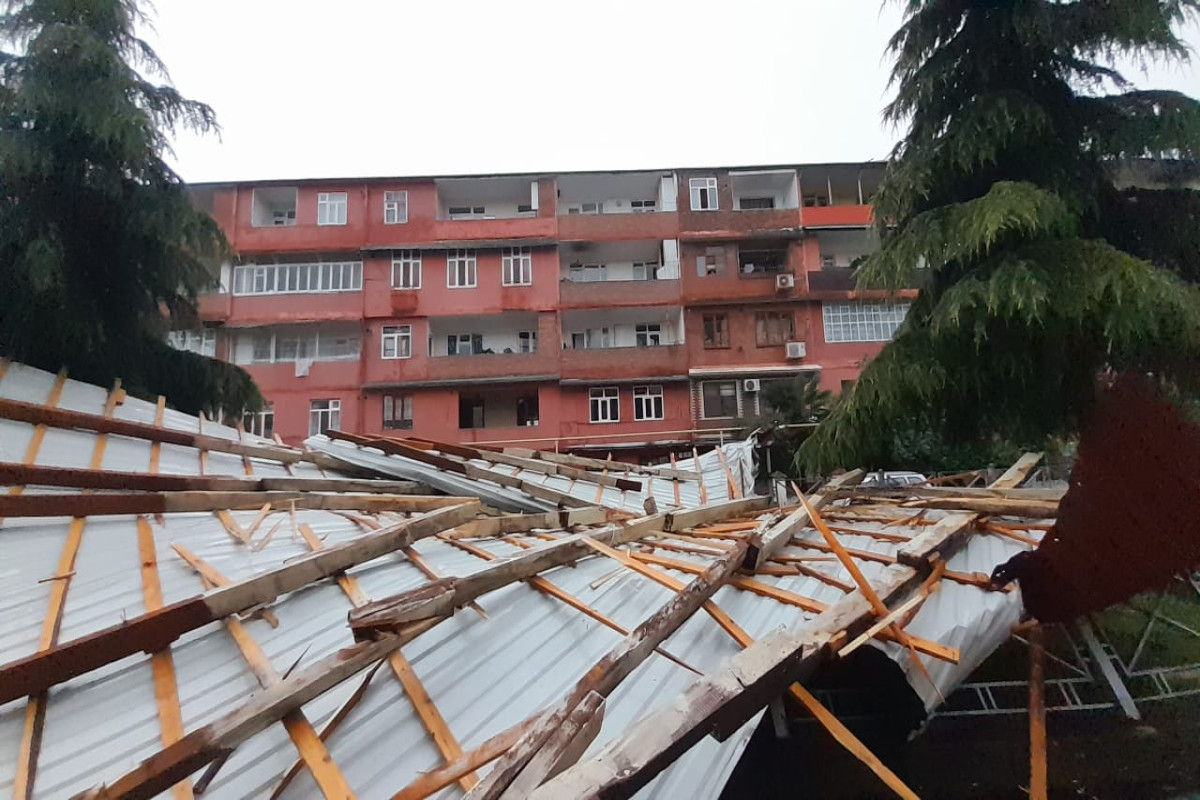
[0,490,470,518]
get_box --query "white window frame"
[568,263,607,283]
[589,387,620,424]
[689,177,719,211]
[309,399,341,436]
[635,323,662,347]
[502,247,533,286]
[167,329,216,357]
[701,380,738,420]
[232,261,363,296]
[822,301,911,343]
[383,394,413,429]
[391,250,422,289]
[633,385,664,421]
[448,333,478,356]
[381,325,412,359]
[632,261,660,281]
[242,403,274,438]
[383,190,408,225]
[317,192,348,226]
[518,330,537,354]
[239,328,361,365]
[446,249,477,288]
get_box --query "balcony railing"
[560,344,687,380]
[426,350,557,381]
[559,278,681,308]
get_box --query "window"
[167,329,216,357]
[517,203,534,214]
[242,404,274,438]
[570,328,610,350]
[232,262,363,295]
[309,399,341,436]
[381,325,412,359]
[568,263,606,282]
[239,328,361,365]
[755,312,795,346]
[703,314,729,348]
[738,197,776,210]
[317,192,348,226]
[459,395,485,429]
[822,301,911,343]
[630,199,656,213]
[821,255,836,269]
[632,261,660,281]
[689,177,719,211]
[633,385,664,421]
[567,202,601,215]
[392,250,421,289]
[448,205,485,218]
[502,247,533,286]
[383,191,408,224]
[517,394,539,426]
[447,333,482,356]
[518,330,537,353]
[251,188,297,227]
[446,249,477,288]
[589,387,619,423]
[635,323,662,347]
[701,381,738,419]
[696,246,726,276]
[383,395,413,429]
[739,247,788,275]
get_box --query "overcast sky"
[144,0,1200,184]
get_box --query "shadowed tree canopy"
[800,0,1200,472]
[0,0,260,416]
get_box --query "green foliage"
[800,0,1200,472]
[0,0,261,417]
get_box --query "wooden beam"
[15,379,118,800]
[1028,623,1048,800]
[137,518,193,800]
[79,622,440,800]
[898,496,1059,518]
[0,397,325,466]
[831,484,1062,502]
[443,508,607,540]
[473,448,644,493]
[0,502,478,704]
[0,490,470,518]
[528,500,981,799]
[663,497,771,533]
[747,470,864,569]
[389,717,543,800]
[467,541,753,799]
[992,452,1043,490]
[9,369,67,502]
[516,448,701,482]
[788,683,920,800]
[349,517,665,638]
[0,462,423,494]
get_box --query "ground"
[722,700,1200,799]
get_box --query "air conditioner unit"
[775,274,795,291]
[743,378,761,393]
[785,341,807,359]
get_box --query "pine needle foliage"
[799,0,1200,472]
[0,0,261,416]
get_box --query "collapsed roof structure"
[0,361,1060,799]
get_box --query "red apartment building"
[181,164,915,454]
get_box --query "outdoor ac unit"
[785,341,807,359]
[775,274,795,291]
[743,378,761,393]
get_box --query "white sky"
[144,0,1200,184]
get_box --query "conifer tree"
[800,0,1200,471]
[0,0,261,416]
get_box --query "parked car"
[859,470,929,488]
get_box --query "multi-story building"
[185,163,915,455]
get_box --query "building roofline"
[188,160,888,190]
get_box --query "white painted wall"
[817,229,878,267]
[659,175,677,211]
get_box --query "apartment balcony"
[197,292,232,322]
[431,176,557,243]
[560,344,688,382]
[802,204,873,228]
[426,350,557,382]
[560,278,681,309]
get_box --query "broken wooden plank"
[78,624,438,800]
[663,496,771,533]
[0,502,478,705]
[1028,623,1048,800]
[992,452,1044,490]
[747,470,864,570]
[0,462,423,494]
[898,497,1059,518]
[0,490,470,518]
[349,517,666,639]
[468,541,753,799]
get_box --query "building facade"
[186,163,915,454]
